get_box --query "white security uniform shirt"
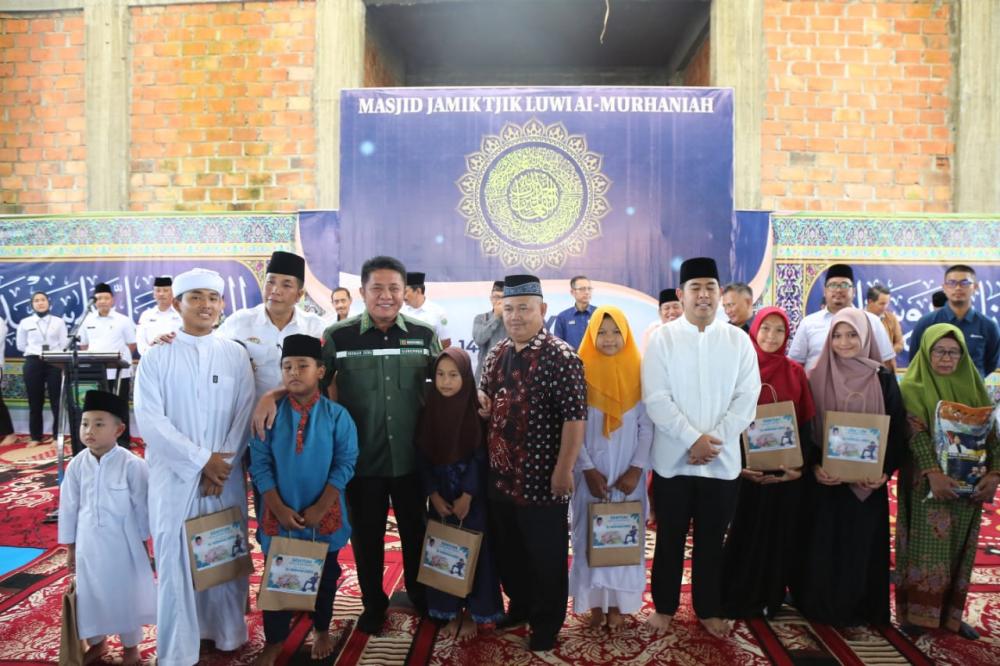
[402,298,450,341]
[57,445,156,639]
[16,313,69,356]
[216,303,327,402]
[787,307,895,371]
[80,310,137,379]
[641,316,761,481]
[134,330,255,665]
[135,306,183,356]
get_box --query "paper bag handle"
[760,383,779,405]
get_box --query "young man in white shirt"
[136,276,182,356]
[16,291,70,445]
[641,257,760,638]
[787,264,896,371]
[401,271,452,348]
[80,283,137,448]
[134,268,255,666]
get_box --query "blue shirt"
[250,395,359,553]
[552,304,596,350]
[908,306,1000,378]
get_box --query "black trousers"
[22,356,62,441]
[263,551,343,644]
[344,474,427,615]
[489,499,568,643]
[651,473,739,618]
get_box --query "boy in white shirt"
[58,390,155,665]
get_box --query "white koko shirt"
[641,316,761,481]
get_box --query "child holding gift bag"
[416,347,503,640]
[569,307,653,631]
[249,334,358,664]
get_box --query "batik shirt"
[479,328,587,506]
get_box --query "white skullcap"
[172,268,225,297]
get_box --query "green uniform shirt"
[321,310,441,478]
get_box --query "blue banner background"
[339,87,735,294]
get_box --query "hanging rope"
[599,0,611,45]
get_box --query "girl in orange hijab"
[569,306,653,632]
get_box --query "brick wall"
[129,1,317,212]
[0,12,86,215]
[761,0,953,213]
[683,37,710,87]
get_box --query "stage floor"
[1,436,998,665]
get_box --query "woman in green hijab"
[896,323,999,640]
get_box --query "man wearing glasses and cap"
[908,264,999,377]
[787,263,897,371]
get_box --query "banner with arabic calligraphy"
[771,213,1000,376]
[0,213,301,404]
[339,87,736,294]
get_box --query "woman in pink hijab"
[790,309,908,627]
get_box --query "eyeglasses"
[825,281,853,290]
[573,286,593,292]
[944,279,975,288]
[930,349,963,360]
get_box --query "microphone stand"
[44,301,94,523]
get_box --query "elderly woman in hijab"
[722,306,816,619]
[791,309,908,626]
[569,306,653,633]
[895,323,999,640]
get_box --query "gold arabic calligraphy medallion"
[457,118,611,270]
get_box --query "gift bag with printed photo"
[185,505,253,591]
[417,519,482,597]
[742,384,802,471]
[588,500,643,567]
[821,395,890,483]
[257,535,329,611]
[932,400,1000,499]
[59,579,84,666]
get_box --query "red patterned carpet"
[1,438,999,665]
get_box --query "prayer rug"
[1,438,998,665]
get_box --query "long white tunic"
[569,404,653,613]
[57,445,156,639]
[216,303,327,403]
[641,317,761,481]
[136,306,183,356]
[134,330,255,666]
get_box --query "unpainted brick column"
[954,0,1000,213]
[85,0,129,211]
[710,0,765,210]
[315,0,364,211]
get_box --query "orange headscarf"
[577,305,642,438]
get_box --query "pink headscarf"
[807,309,886,500]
